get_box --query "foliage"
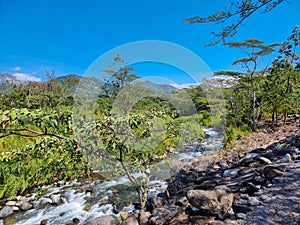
[223,125,251,149]
[0,136,84,199]
[0,108,86,199]
[185,0,284,46]
[102,54,140,96]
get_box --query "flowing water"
[3,127,223,225]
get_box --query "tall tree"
[216,39,277,130]
[185,0,284,46]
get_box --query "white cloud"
[169,83,199,89]
[13,66,21,71]
[12,72,42,82]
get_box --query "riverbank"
[133,117,300,225]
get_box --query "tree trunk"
[252,91,257,131]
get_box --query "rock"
[263,164,286,181]
[57,180,65,186]
[219,162,228,169]
[247,197,261,206]
[11,206,20,211]
[259,157,272,164]
[16,197,31,207]
[232,203,252,214]
[245,153,259,159]
[187,186,233,215]
[16,195,23,201]
[223,168,240,177]
[21,202,34,210]
[66,218,80,225]
[83,215,119,225]
[175,196,188,207]
[0,206,13,218]
[113,202,125,214]
[120,211,128,220]
[246,182,260,195]
[236,213,247,219]
[40,219,48,225]
[280,153,292,163]
[139,210,149,225]
[75,188,84,194]
[72,218,80,224]
[149,205,180,225]
[147,196,165,212]
[121,215,139,225]
[30,193,37,201]
[6,201,17,206]
[275,144,285,151]
[49,193,64,205]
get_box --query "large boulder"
[187,186,233,215]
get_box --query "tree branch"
[0,128,67,140]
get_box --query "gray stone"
[187,186,234,215]
[0,206,13,218]
[21,202,33,211]
[16,197,31,207]
[223,168,240,177]
[236,213,247,219]
[83,215,119,225]
[245,153,259,159]
[247,197,261,206]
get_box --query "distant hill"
[56,75,178,95]
[135,81,178,95]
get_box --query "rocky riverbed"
[129,118,300,225]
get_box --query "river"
[3,127,223,225]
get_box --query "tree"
[102,54,140,96]
[264,26,300,124]
[185,0,284,46]
[216,39,277,131]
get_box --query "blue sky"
[0,0,299,85]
